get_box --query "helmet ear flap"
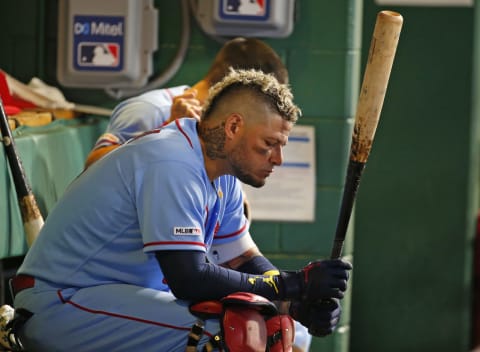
[222,306,267,352]
[266,314,295,352]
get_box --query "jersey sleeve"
[207,177,252,264]
[136,160,208,253]
[92,86,189,150]
[214,176,249,243]
[107,100,169,143]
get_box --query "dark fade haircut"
[202,68,301,124]
[205,37,289,86]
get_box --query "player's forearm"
[184,262,282,301]
[156,250,287,302]
[233,252,279,275]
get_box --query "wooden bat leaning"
[330,10,403,259]
[0,97,44,247]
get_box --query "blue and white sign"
[73,15,124,71]
[219,0,270,21]
[241,125,316,222]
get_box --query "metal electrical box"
[196,0,295,38]
[57,0,158,89]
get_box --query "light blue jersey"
[19,118,248,290]
[13,118,250,351]
[93,86,189,149]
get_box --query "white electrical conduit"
[105,0,191,100]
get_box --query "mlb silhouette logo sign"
[219,0,270,21]
[73,15,124,71]
[78,43,119,67]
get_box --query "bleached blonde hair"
[202,68,301,123]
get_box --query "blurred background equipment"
[193,0,296,39]
[56,0,158,89]
[56,0,297,99]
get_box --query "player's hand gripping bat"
[330,11,403,259]
[0,98,44,247]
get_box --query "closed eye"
[265,138,287,148]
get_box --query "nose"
[270,145,283,166]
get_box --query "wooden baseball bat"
[0,97,44,247]
[330,10,403,259]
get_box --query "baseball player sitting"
[8,69,352,351]
[83,37,309,350]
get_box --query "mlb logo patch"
[173,227,202,236]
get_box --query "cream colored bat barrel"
[351,10,403,163]
[331,11,403,259]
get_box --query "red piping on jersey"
[214,223,248,240]
[144,241,207,249]
[175,119,193,148]
[56,290,213,337]
[126,128,162,144]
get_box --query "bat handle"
[330,160,366,259]
[330,240,345,260]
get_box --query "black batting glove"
[289,298,342,337]
[279,259,352,301]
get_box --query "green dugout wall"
[0,1,477,351]
[351,1,477,352]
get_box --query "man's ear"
[224,113,244,139]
